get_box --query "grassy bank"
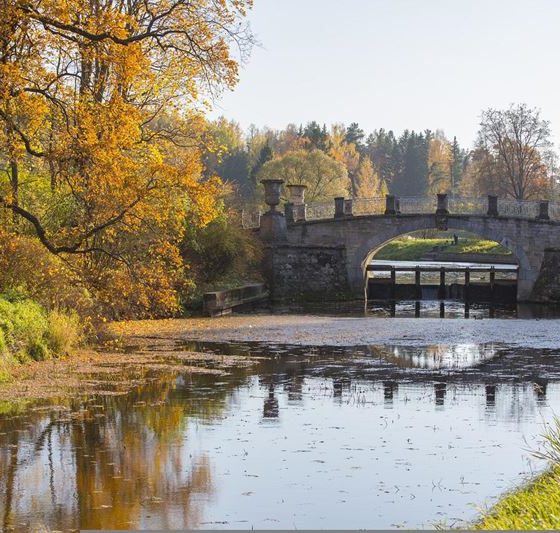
[475,468,560,529]
[0,296,82,382]
[476,419,560,529]
[375,235,512,261]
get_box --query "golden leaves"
[0,0,254,317]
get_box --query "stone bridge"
[251,179,560,303]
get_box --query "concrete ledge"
[203,283,268,317]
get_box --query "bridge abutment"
[529,248,560,303]
[264,244,351,303]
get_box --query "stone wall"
[264,244,350,302]
[530,248,560,303]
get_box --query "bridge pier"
[261,179,351,302]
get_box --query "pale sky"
[211,0,560,149]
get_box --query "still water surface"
[1,341,560,530]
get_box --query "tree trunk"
[9,159,19,226]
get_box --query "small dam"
[366,260,518,304]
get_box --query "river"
[1,320,560,530]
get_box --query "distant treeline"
[205,105,558,205]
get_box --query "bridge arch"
[359,223,519,269]
[343,215,536,300]
[346,215,532,299]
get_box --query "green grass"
[475,418,560,529]
[0,295,83,380]
[475,468,560,530]
[375,236,512,261]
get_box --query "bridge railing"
[242,192,560,229]
[399,196,437,214]
[305,201,335,220]
[448,196,488,215]
[350,197,386,216]
[498,199,540,219]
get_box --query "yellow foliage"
[0,0,253,317]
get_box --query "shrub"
[0,330,11,383]
[47,309,83,356]
[0,229,94,316]
[0,297,83,365]
[183,213,261,283]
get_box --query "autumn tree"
[258,150,348,203]
[427,131,452,194]
[0,0,254,316]
[328,124,359,195]
[272,124,309,155]
[478,104,552,200]
[354,157,387,198]
[204,118,252,201]
[460,147,502,197]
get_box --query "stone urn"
[286,184,307,206]
[261,178,284,211]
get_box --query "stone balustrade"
[244,189,557,229]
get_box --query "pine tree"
[250,143,273,185]
[303,121,329,151]
[391,131,429,196]
[450,136,464,195]
[345,122,365,151]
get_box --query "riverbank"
[475,467,560,529]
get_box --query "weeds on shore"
[0,296,83,381]
[475,417,560,530]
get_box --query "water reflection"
[262,384,279,420]
[0,374,248,531]
[372,344,498,370]
[1,342,560,530]
[486,384,496,407]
